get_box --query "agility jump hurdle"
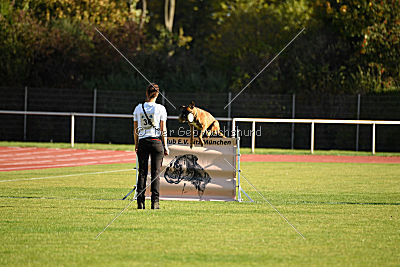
[129,137,251,202]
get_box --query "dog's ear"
[189,101,195,108]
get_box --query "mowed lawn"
[0,162,399,266]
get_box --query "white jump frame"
[232,118,400,155]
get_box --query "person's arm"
[160,120,169,155]
[133,120,139,153]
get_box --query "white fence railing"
[1,110,399,154]
[0,110,231,148]
[232,118,400,154]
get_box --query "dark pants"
[137,138,164,205]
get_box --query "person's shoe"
[151,201,159,210]
[137,200,145,209]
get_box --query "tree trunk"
[164,0,175,32]
[139,0,147,31]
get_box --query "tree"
[313,0,400,93]
[164,0,175,32]
[205,0,313,93]
[139,0,147,31]
[0,0,143,88]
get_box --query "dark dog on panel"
[164,154,211,197]
[178,101,225,149]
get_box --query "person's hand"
[135,146,138,154]
[164,147,169,156]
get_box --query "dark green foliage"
[0,0,398,93]
[313,0,400,93]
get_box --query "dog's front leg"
[190,124,194,149]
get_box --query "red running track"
[0,147,136,172]
[0,147,399,172]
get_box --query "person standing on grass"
[133,83,169,209]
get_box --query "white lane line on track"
[0,169,134,183]
[1,161,103,170]
[0,150,105,158]
[3,160,55,166]
[0,152,64,158]
[0,155,77,161]
[0,158,134,167]
[52,155,135,161]
[0,152,135,162]
[0,160,135,171]
[0,149,134,159]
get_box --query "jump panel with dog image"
[142,137,237,201]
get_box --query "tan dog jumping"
[179,101,225,148]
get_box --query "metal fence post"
[356,94,361,151]
[232,119,236,138]
[251,120,256,153]
[71,114,75,148]
[291,93,295,149]
[23,86,28,141]
[310,121,315,154]
[162,90,165,106]
[372,123,376,155]
[92,88,97,143]
[227,92,232,136]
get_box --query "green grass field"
[1,161,399,266]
